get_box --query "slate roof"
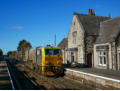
[58,38,68,49]
[74,13,110,35]
[96,17,120,44]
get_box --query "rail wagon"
[25,46,64,76]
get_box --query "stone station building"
[94,17,120,70]
[66,9,110,67]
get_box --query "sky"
[0,0,120,54]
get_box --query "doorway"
[87,53,92,67]
[119,53,120,70]
[71,52,74,63]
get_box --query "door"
[119,53,120,70]
[87,53,92,67]
[37,49,42,66]
[71,52,74,63]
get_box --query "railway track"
[11,60,98,90]
[6,60,43,90]
[0,61,13,90]
[6,59,107,90]
[6,61,19,90]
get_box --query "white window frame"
[117,51,120,70]
[98,51,107,66]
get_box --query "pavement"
[66,67,120,80]
[0,61,12,90]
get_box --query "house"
[58,38,68,64]
[66,9,110,67]
[94,17,120,70]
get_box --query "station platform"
[0,61,13,90]
[65,67,120,89]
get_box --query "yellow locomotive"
[24,46,64,76]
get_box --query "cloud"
[11,26,24,30]
[95,5,101,9]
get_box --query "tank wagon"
[24,46,64,76]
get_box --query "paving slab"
[66,68,120,89]
[66,67,120,80]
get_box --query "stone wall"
[67,15,85,64]
[86,36,96,54]
[66,68,120,89]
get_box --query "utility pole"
[55,34,56,46]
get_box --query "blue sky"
[0,0,120,54]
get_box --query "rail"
[6,64,15,90]
[6,61,22,90]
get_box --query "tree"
[7,51,17,59]
[0,49,3,60]
[7,51,12,56]
[0,49,3,56]
[17,40,32,61]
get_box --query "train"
[23,46,64,76]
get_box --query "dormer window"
[72,31,77,44]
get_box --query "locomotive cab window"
[53,49,61,55]
[45,49,53,55]
[45,49,61,55]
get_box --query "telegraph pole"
[54,34,56,46]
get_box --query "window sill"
[98,64,106,66]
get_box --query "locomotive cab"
[42,47,63,76]
[25,46,64,76]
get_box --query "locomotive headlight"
[57,61,61,65]
[45,61,49,65]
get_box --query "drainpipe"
[110,42,113,70]
[64,48,65,64]
[114,42,118,70]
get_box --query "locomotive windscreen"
[45,49,61,55]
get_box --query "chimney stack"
[88,9,95,16]
[108,13,111,19]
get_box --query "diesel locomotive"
[24,46,64,76]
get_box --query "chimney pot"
[88,9,95,16]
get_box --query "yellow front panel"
[45,56,62,66]
[42,48,45,75]
[41,47,63,75]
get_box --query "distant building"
[94,17,120,70]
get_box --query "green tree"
[0,49,3,60]
[0,49,3,56]
[7,51,17,59]
[7,51,12,57]
[17,40,32,61]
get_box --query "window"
[100,56,102,64]
[72,31,77,44]
[45,49,53,55]
[45,49,61,55]
[74,22,75,26]
[53,49,61,55]
[98,51,106,66]
[37,49,41,55]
